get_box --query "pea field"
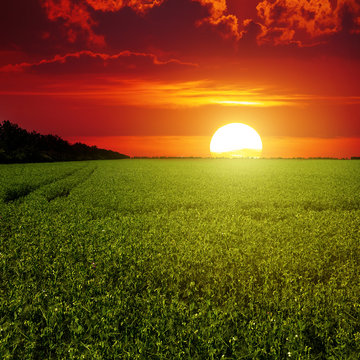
[1,159,360,359]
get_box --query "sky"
[1,0,360,157]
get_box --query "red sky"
[1,0,360,157]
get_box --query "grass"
[0,159,360,359]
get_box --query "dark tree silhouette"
[0,121,129,163]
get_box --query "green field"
[1,159,360,359]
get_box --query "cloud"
[85,0,242,39]
[42,0,105,45]
[42,0,359,48]
[3,73,359,109]
[0,50,198,74]
[0,76,309,108]
[41,0,242,45]
[2,0,359,58]
[194,0,241,39]
[0,0,66,54]
[256,0,360,46]
[85,0,165,13]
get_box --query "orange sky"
[1,0,360,157]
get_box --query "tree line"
[0,121,129,163]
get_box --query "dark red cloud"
[42,0,105,46]
[0,50,198,75]
[91,0,220,55]
[2,0,360,62]
[256,0,360,46]
[38,0,360,49]
[40,0,242,46]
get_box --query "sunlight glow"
[210,123,263,158]
[215,100,264,106]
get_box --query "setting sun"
[210,123,263,158]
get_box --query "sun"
[210,123,263,158]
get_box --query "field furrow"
[0,164,84,203]
[40,166,97,202]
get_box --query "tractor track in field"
[3,168,82,203]
[46,167,97,202]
